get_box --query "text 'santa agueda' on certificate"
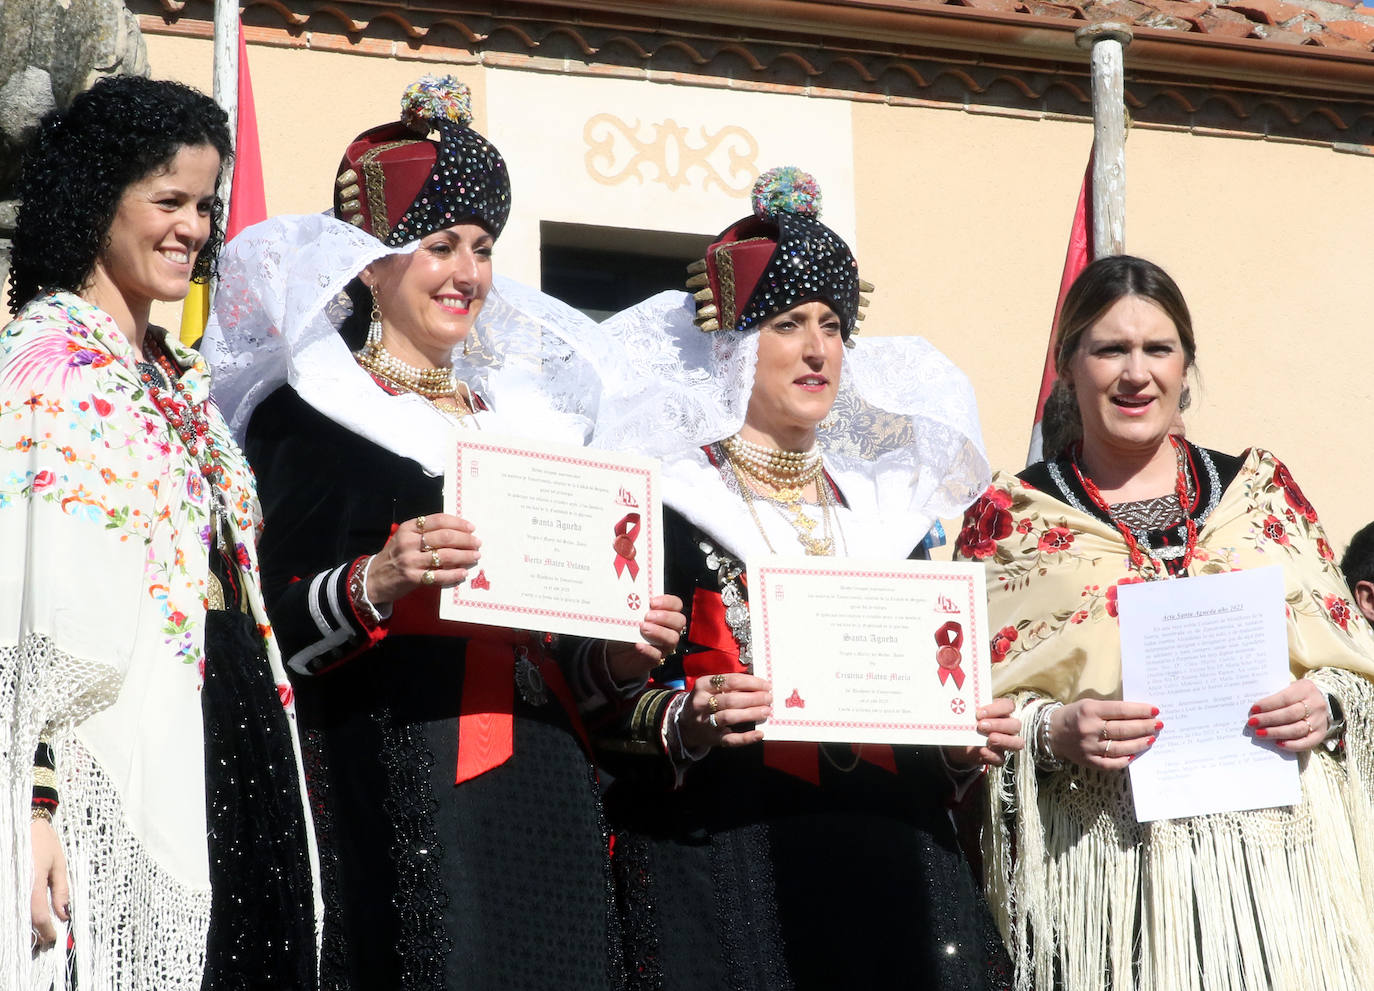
[1118,566,1299,823]
[747,557,991,746]
[441,432,663,642]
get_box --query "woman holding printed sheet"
[593,168,1017,990]
[204,76,682,990]
[956,254,1374,991]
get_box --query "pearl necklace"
[721,433,824,492]
[721,436,836,556]
[354,340,459,399]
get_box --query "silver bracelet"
[1035,702,1065,772]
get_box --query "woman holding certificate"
[203,76,683,989]
[957,254,1374,991]
[593,168,1017,990]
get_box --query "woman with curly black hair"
[1,74,318,990]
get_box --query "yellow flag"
[179,278,211,347]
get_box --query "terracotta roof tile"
[1327,15,1374,38]
[944,0,1374,53]
[1307,26,1374,42]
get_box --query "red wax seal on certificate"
[613,512,641,579]
[470,569,490,591]
[785,689,805,709]
[934,620,965,689]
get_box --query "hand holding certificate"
[1118,567,1299,823]
[441,432,663,642]
[748,557,992,747]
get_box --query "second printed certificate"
[441,432,662,642]
[748,557,991,747]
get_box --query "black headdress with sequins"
[686,167,872,341]
[333,75,511,246]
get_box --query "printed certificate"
[441,432,662,642]
[748,557,991,746]
[1118,567,1298,823]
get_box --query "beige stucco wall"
[141,31,1374,552]
[853,101,1374,551]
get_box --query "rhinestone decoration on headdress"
[334,75,511,247]
[686,166,873,341]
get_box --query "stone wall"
[0,0,148,298]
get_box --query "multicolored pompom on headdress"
[687,166,872,341]
[333,75,511,246]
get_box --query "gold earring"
[366,287,383,349]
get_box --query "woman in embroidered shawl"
[203,76,682,990]
[955,254,1374,991]
[0,76,318,989]
[591,168,1018,991]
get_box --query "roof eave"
[519,0,1374,98]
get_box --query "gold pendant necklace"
[723,440,836,557]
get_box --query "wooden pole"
[1075,22,1132,259]
[212,0,239,228]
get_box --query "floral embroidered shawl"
[0,292,316,990]
[959,447,1374,702]
[955,447,1374,991]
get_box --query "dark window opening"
[541,221,714,322]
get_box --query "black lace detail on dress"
[612,828,664,991]
[200,608,317,991]
[594,762,631,991]
[376,710,453,990]
[715,823,794,991]
[301,727,349,991]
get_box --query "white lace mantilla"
[591,291,990,554]
[203,214,618,470]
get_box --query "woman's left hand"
[1249,679,1329,752]
[605,594,686,684]
[945,697,1023,768]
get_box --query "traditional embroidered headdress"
[333,75,511,245]
[686,167,873,341]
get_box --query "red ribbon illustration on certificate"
[934,620,966,689]
[613,512,641,580]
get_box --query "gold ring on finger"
[1302,699,1311,720]
[708,694,720,714]
[422,569,436,586]
[431,549,441,570]
[710,674,726,691]
[416,515,427,533]
[420,534,430,553]
[1100,723,1112,742]
[1104,739,1114,757]
[1304,717,1313,735]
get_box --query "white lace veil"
[590,290,990,553]
[203,213,614,473]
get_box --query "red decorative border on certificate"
[446,439,656,630]
[754,564,983,733]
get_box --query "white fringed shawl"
[961,448,1374,991]
[0,293,318,990]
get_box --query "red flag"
[226,21,266,240]
[181,20,266,346]
[1025,153,1094,465]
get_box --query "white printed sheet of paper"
[747,557,991,746]
[1118,566,1299,823]
[440,432,662,642]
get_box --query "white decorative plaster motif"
[583,114,759,193]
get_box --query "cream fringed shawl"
[958,447,1374,991]
[0,293,318,990]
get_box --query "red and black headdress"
[333,76,511,246]
[687,167,872,342]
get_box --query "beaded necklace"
[721,434,837,556]
[138,334,229,519]
[355,336,459,399]
[1070,435,1198,576]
